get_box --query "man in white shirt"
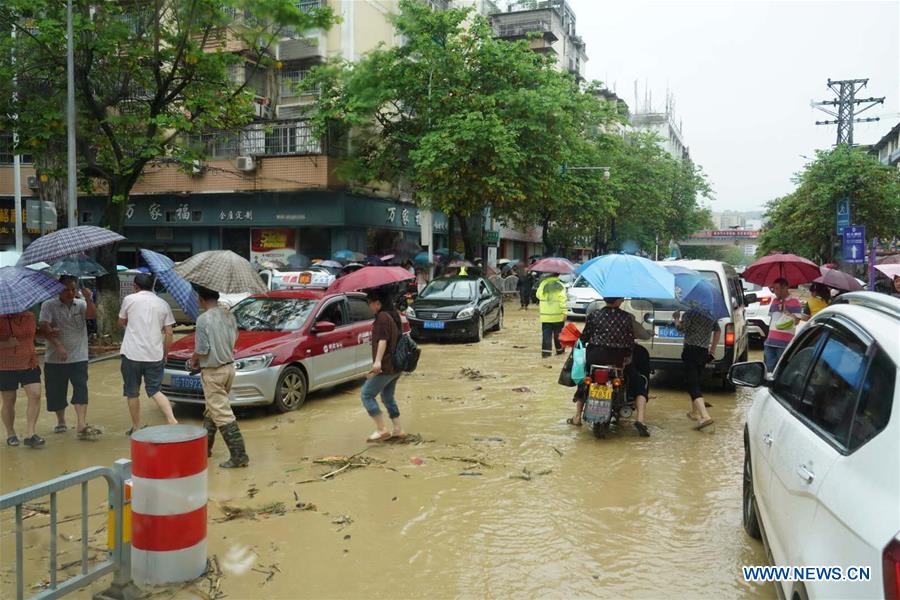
[118,273,178,434]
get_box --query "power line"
[812,78,884,146]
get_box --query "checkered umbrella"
[49,255,108,278]
[0,266,65,315]
[140,249,200,320]
[17,226,125,266]
[173,250,267,295]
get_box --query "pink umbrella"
[529,257,575,274]
[326,266,414,294]
[380,254,396,262]
[814,268,863,292]
[743,253,820,287]
[875,264,900,278]
[448,259,474,268]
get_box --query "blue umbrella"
[0,267,65,315]
[140,249,200,321]
[675,274,729,319]
[578,254,675,299]
[18,226,125,266]
[333,250,365,262]
[315,260,343,269]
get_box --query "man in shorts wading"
[190,286,248,468]
[118,273,178,434]
[39,275,101,440]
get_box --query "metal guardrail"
[0,459,136,600]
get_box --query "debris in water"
[385,433,427,445]
[509,467,553,481]
[392,497,398,502]
[343,534,351,540]
[552,446,564,457]
[332,515,353,526]
[247,485,259,498]
[459,367,489,380]
[429,455,491,468]
[459,471,482,477]
[295,502,317,511]
[511,386,532,393]
[512,345,527,349]
[473,436,504,442]
[216,502,287,522]
[473,385,482,391]
[410,456,425,466]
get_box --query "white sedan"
[566,275,601,319]
[732,292,900,600]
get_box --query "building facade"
[630,111,689,160]
[870,122,900,168]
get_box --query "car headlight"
[457,307,475,319]
[406,307,416,318]
[234,354,274,372]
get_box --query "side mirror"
[643,312,655,325]
[743,293,758,305]
[729,361,767,388]
[731,297,739,309]
[312,320,336,334]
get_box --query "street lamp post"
[66,0,77,228]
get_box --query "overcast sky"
[568,0,900,213]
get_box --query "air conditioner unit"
[236,156,256,172]
[26,175,39,189]
[191,160,204,175]
[253,103,273,119]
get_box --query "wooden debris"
[215,502,286,522]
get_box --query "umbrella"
[448,259,474,268]
[48,255,108,278]
[18,226,125,266]
[173,250,266,295]
[497,258,517,266]
[434,248,464,260]
[365,255,385,266]
[0,251,22,268]
[875,264,900,278]
[327,266,415,295]
[578,254,675,299]
[392,240,422,260]
[116,265,128,272]
[316,260,343,269]
[665,267,729,319]
[332,250,366,263]
[380,254,396,262]
[258,258,287,270]
[0,266,65,315]
[286,253,310,269]
[140,249,200,320]
[814,268,864,292]
[877,255,900,265]
[743,253,820,287]
[530,257,575,274]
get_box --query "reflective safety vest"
[536,276,567,323]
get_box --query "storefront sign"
[251,228,296,265]
[484,230,500,246]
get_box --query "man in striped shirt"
[763,278,803,372]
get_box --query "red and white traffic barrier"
[131,425,208,584]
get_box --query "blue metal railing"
[0,458,135,600]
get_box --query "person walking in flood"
[190,286,248,468]
[39,275,100,440]
[118,273,178,434]
[763,277,803,372]
[361,289,405,443]
[517,268,534,310]
[673,304,720,431]
[0,310,44,447]
[536,272,567,357]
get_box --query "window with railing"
[0,135,33,164]
[279,68,318,98]
[190,121,321,159]
[297,0,323,14]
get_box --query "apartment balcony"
[192,120,323,159]
[491,10,563,42]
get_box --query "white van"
[636,260,754,390]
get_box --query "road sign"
[484,230,500,246]
[842,225,866,264]
[836,197,850,236]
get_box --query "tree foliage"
[757,145,900,262]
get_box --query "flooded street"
[2,308,773,599]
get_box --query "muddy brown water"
[1,308,774,598]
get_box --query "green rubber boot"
[203,415,217,458]
[218,421,249,468]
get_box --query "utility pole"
[812,78,884,146]
[66,0,77,228]
[11,24,23,252]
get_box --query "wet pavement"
[1,308,773,598]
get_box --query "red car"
[161,289,409,412]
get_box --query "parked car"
[637,260,754,390]
[406,276,503,342]
[566,275,602,319]
[743,281,774,340]
[162,289,408,412]
[118,270,192,325]
[732,292,899,600]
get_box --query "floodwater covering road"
[1,308,774,599]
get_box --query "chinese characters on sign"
[219,210,254,222]
[386,206,422,228]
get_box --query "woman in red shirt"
[0,311,44,447]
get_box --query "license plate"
[656,326,683,339]
[584,398,612,423]
[424,320,445,330]
[171,375,203,390]
[589,383,613,400]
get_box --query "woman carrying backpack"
[362,289,406,443]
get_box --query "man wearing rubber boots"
[190,285,249,468]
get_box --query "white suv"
[731,292,900,600]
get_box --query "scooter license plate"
[584,398,612,423]
[589,383,613,400]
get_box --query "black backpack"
[389,312,421,372]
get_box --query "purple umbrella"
[0,266,65,315]
[814,268,863,292]
[18,226,125,266]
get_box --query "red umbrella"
[326,266,414,294]
[814,268,863,292]
[530,257,575,274]
[743,253,820,287]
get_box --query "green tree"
[0,0,334,277]
[757,145,900,262]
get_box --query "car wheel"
[472,316,484,343]
[490,308,503,332]
[743,427,762,540]
[273,366,307,413]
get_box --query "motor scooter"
[581,364,635,438]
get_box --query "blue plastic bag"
[571,340,586,382]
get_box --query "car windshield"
[420,279,477,300]
[743,282,765,292]
[232,298,316,331]
[573,276,592,289]
[652,270,724,311]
